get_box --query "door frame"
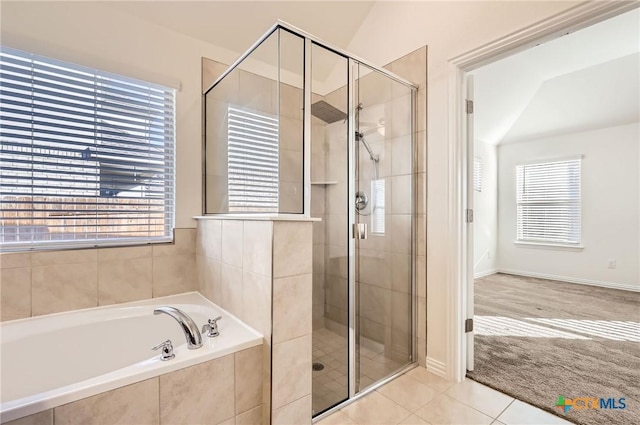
[446,0,639,382]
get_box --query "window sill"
[513,240,584,251]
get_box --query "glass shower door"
[354,63,414,392]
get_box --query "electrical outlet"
[608,259,616,269]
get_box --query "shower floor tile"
[312,328,407,415]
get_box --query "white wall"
[497,123,640,289]
[0,1,242,228]
[473,140,498,277]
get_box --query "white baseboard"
[498,268,640,293]
[474,269,498,279]
[426,357,447,378]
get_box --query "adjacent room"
[469,8,640,425]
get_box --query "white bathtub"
[0,292,262,423]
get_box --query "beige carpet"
[467,273,640,425]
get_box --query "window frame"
[0,46,176,252]
[514,156,583,249]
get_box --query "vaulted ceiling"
[472,8,640,145]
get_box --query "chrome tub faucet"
[153,306,203,349]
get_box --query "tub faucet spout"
[153,306,203,349]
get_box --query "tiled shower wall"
[203,58,304,214]
[0,229,197,321]
[196,218,314,425]
[314,46,428,365]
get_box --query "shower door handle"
[352,223,368,240]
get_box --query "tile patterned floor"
[317,368,573,425]
[312,328,405,415]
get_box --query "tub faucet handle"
[152,339,175,361]
[202,316,222,337]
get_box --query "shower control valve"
[202,316,222,338]
[152,339,175,361]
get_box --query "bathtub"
[0,292,263,423]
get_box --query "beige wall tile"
[198,219,222,260]
[280,149,303,186]
[0,253,31,269]
[235,405,263,425]
[391,174,412,215]
[417,214,426,257]
[160,354,235,425]
[359,249,391,289]
[391,252,411,294]
[359,283,391,325]
[280,83,303,120]
[32,249,96,266]
[272,395,311,425]
[221,264,243,318]
[417,255,426,298]
[222,220,243,267]
[235,345,263,414]
[98,257,152,306]
[272,334,311,409]
[273,274,312,344]
[389,46,427,87]
[391,214,412,254]
[279,181,303,213]
[202,57,228,91]
[152,254,197,297]
[242,270,271,337]
[242,221,272,277]
[0,267,31,321]
[198,255,222,304]
[98,246,151,262]
[4,410,52,425]
[273,222,312,278]
[417,172,426,215]
[32,262,97,316]
[153,228,196,257]
[391,135,413,178]
[54,379,159,425]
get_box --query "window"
[473,157,483,192]
[0,46,175,250]
[516,158,581,245]
[227,106,279,212]
[371,179,385,234]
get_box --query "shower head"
[311,100,347,124]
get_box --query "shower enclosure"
[203,22,417,418]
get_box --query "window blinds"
[227,106,279,212]
[516,158,581,245]
[371,179,385,234]
[0,46,175,250]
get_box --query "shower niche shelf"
[310,181,338,185]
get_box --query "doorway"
[456,3,639,424]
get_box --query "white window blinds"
[371,179,385,234]
[0,46,175,250]
[516,158,581,245]
[227,106,279,212]
[474,157,483,192]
